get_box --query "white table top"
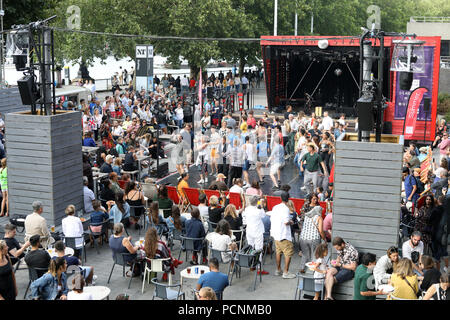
[47,247,74,258]
[82,286,111,300]
[134,240,145,247]
[181,213,192,220]
[180,265,210,280]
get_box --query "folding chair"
[23,267,48,299]
[177,189,192,213]
[229,250,262,291]
[295,272,323,300]
[166,186,180,204]
[177,235,205,263]
[228,192,243,210]
[203,189,220,203]
[107,252,140,289]
[184,187,200,207]
[142,258,172,293]
[63,236,87,264]
[151,277,185,300]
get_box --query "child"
[316,187,325,201]
[312,243,329,300]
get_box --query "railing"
[410,16,450,23]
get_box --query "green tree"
[3,0,56,29]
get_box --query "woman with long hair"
[124,181,145,229]
[423,272,449,300]
[29,257,68,300]
[373,246,400,288]
[165,205,186,232]
[206,219,238,263]
[142,227,182,282]
[389,258,419,300]
[0,158,8,217]
[223,204,243,240]
[108,190,131,227]
[414,194,435,251]
[147,202,168,236]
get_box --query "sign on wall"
[135,45,154,93]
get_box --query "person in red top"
[247,111,257,129]
[323,211,333,241]
[189,77,196,92]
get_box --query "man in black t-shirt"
[3,224,31,265]
[25,235,51,277]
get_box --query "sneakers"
[282,272,296,279]
[197,179,205,184]
[274,270,282,276]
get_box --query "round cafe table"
[47,247,74,258]
[180,265,210,286]
[82,286,111,300]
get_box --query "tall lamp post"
[274,0,278,36]
[0,0,4,87]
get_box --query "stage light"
[390,39,425,91]
[318,39,329,49]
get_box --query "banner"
[198,67,203,114]
[403,87,429,139]
[420,147,432,184]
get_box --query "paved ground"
[9,226,311,300]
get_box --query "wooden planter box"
[5,110,83,226]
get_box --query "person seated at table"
[123,145,138,171]
[223,204,243,241]
[109,172,123,195]
[142,227,182,282]
[29,257,68,300]
[208,195,226,224]
[24,235,51,278]
[165,205,186,233]
[24,201,54,248]
[89,200,110,245]
[61,204,85,258]
[109,223,140,277]
[125,181,146,230]
[423,272,449,300]
[185,208,207,265]
[157,185,173,218]
[2,223,31,266]
[53,240,95,285]
[115,137,126,155]
[100,155,114,174]
[108,190,131,227]
[354,253,387,300]
[82,131,96,147]
[100,179,116,209]
[147,202,168,237]
[389,258,419,300]
[419,255,441,294]
[196,287,217,300]
[373,246,399,289]
[112,157,122,176]
[206,220,238,263]
[196,257,229,297]
[67,274,93,300]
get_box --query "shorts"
[270,163,281,175]
[243,160,251,171]
[275,240,294,258]
[334,267,354,283]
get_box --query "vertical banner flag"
[403,87,429,139]
[420,147,432,184]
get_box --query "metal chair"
[262,234,274,266]
[177,235,205,262]
[142,258,172,294]
[107,252,139,289]
[231,228,245,251]
[208,245,234,277]
[229,250,262,291]
[63,236,87,264]
[23,266,48,299]
[207,220,218,233]
[294,272,323,300]
[88,220,110,254]
[168,228,184,252]
[151,277,185,300]
[129,204,147,235]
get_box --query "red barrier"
[184,187,201,206]
[167,186,180,204]
[228,192,243,209]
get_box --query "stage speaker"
[17,75,39,105]
[207,87,214,100]
[423,97,430,112]
[399,72,413,91]
[382,121,392,134]
[356,96,374,132]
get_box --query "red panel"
[166,186,179,204]
[289,198,305,214]
[184,187,200,206]
[228,192,243,210]
[266,196,282,211]
[203,189,221,203]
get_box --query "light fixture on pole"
[390,39,426,91]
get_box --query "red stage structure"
[260,35,441,142]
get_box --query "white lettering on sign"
[147,46,154,58]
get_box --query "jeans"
[303,169,319,195]
[299,238,321,270]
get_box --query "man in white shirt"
[111,121,124,140]
[181,75,189,95]
[402,231,424,276]
[321,111,334,131]
[242,195,270,275]
[288,114,299,132]
[270,192,296,279]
